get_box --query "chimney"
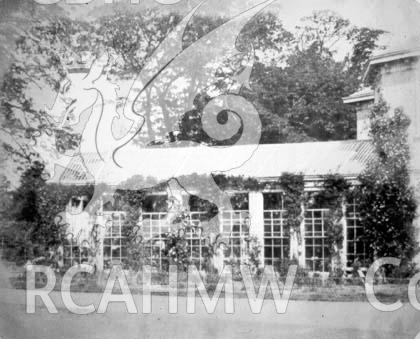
[343,87,375,140]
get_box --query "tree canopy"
[0,8,386,180]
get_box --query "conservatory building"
[57,140,374,274]
[54,39,420,274]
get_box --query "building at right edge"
[344,39,420,263]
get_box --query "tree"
[178,12,294,144]
[346,26,387,83]
[0,17,98,178]
[1,10,247,172]
[98,9,182,74]
[295,10,350,57]
[1,161,47,262]
[0,10,183,178]
[356,102,417,269]
[0,0,64,80]
[283,46,357,140]
[251,45,357,142]
[1,161,94,263]
[0,8,386,178]
[250,10,385,142]
[239,12,294,66]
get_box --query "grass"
[9,268,411,303]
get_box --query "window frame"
[346,201,367,268]
[220,210,250,263]
[103,212,128,268]
[304,209,330,272]
[263,209,289,265]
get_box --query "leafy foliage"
[309,175,350,267]
[98,10,182,74]
[251,10,385,143]
[355,102,417,265]
[0,9,386,180]
[0,17,98,177]
[278,173,305,232]
[164,230,191,272]
[261,47,356,141]
[346,26,386,83]
[1,162,94,263]
[277,172,350,268]
[295,10,350,57]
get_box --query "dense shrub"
[1,162,94,264]
[355,102,418,270]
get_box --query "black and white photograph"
[1,0,420,338]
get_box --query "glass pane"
[103,246,111,257]
[273,246,281,259]
[314,260,322,272]
[314,247,323,258]
[112,247,120,259]
[266,239,273,246]
[264,246,272,258]
[273,238,282,246]
[232,246,241,258]
[314,238,323,246]
[121,246,127,258]
[348,242,355,254]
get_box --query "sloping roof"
[364,37,420,81]
[56,140,375,186]
[343,87,374,104]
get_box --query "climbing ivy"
[278,173,305,233]
[310,175,350,250]
[355,101,417,270]
[1,161,96,263]
[308,175,350,272]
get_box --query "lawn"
[7,262,410,304]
